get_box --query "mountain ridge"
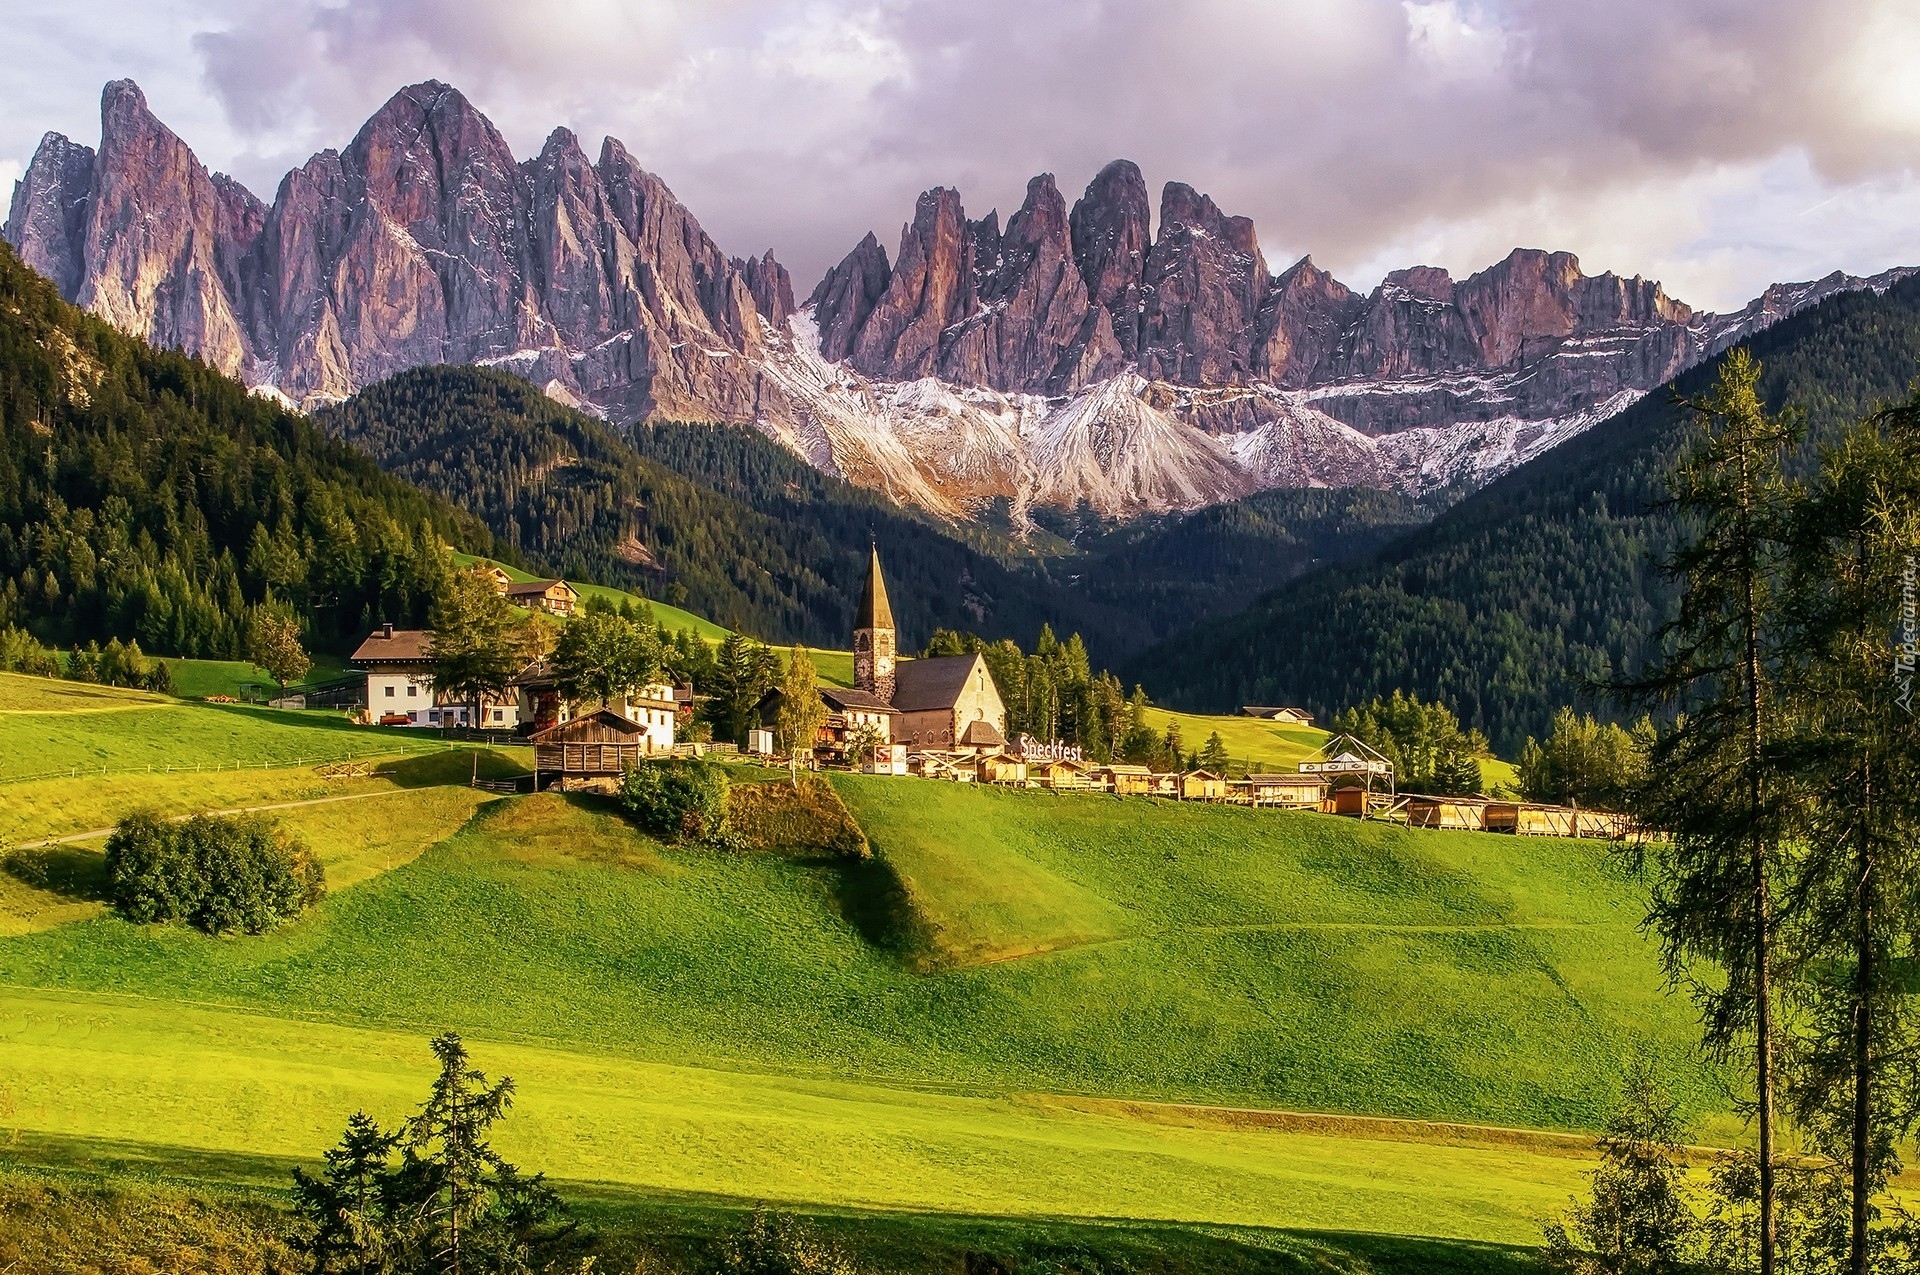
[8,78,1913,525]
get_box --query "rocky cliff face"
[9,80,1913,523]
[5,79,792,423]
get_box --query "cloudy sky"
[7,0,1920,311]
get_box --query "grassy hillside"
[0,672,447,782]
[0,691,1720,1252]
[1129,278,1920,751]
[0,776,1708,1132]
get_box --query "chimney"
[382,622,394,639]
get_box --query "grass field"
[0,672,454,783]
[0,984,1593,1246]
[0,781,1713,1135]
[1141,706,1328,769]
[0,692,1720,1257]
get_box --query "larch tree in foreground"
[1626,349,1800,1275]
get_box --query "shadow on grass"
[3,845,109,902]
[826,853,941,971]
[3,1131,1543,1275]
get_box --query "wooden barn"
[1182,770,1227,801]
[976,754,1028,786]
[1404,794,1491,831]
[1246,773,1325,809]
[1032,758,1096,791]
[1097,764,1155,796]
[531,710,652,782]
[1484,802,1634,838]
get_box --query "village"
[338,551,1636,840]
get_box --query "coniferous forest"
[1127,278,1920,753]
[0,243,504,660]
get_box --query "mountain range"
[10,78,1912,524]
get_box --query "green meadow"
[0,684,1722,1261]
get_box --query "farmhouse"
[1242,706,1315,726]
[352,624,476,728]
[512,660,677,748]
[505,578,581,617]
[472,561,514,593]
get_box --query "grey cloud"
[10,0,1920,310]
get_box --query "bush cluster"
[105,812,325,935]
[620,759,732,844]
[728,777,870,859]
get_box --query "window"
[384,686,395,698]
[407,684,418,697]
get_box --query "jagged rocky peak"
[851,185,974,380]
[808,231,892,362]
[735,250,795,327]
[1254,256,1364,388]
[1068,159,1152,362]
[1138,181,1270,385]
[6,131,97,296]
[5,76,797,423]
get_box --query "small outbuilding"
[1097,764,1155,796]
[1246,773,1326,809]
[1405,794,1491,831]
[1181,770,1227,801]
[531,709,652,781]
[977,754,1028,786]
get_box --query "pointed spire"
[859,543,895,632]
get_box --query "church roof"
[892,654,985,712]
[820,686,899,714]
[858,545,895,631]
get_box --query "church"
[849,546,1008,752]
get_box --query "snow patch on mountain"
[754,307,1659,522]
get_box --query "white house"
[353,625,478,728]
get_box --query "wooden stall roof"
[530,709,646,744]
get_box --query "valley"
[0,676,1715,1263]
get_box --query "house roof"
[506,578,577,598]
[529,708,645,742]
[1101,764,1152,775]
[352,628,433,663]
[891,654,984,713]
[1249,773,1323,784]
[819,686,899,714]
[1242,705,1312,719]
[959,718,1004,747]
[858,545,894,631]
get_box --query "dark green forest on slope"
[319,366,1430,659]
[1127,277,1920,754]
[317,366,1135,652]
[0,242,504,659]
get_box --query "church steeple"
[854,544,897,702]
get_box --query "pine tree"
[1776,392,1920,1274]
[1199,731,1230,772]
[428,567,523,726]
[293,1110,400,1275]
[1625,349,1801,1275]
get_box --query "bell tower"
[853,544,896,703]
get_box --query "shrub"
[729,777,870,859]
[717,1206,860,1275]
[104,812,325,935]
[621,759,732,844]
[0,626,60,677]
